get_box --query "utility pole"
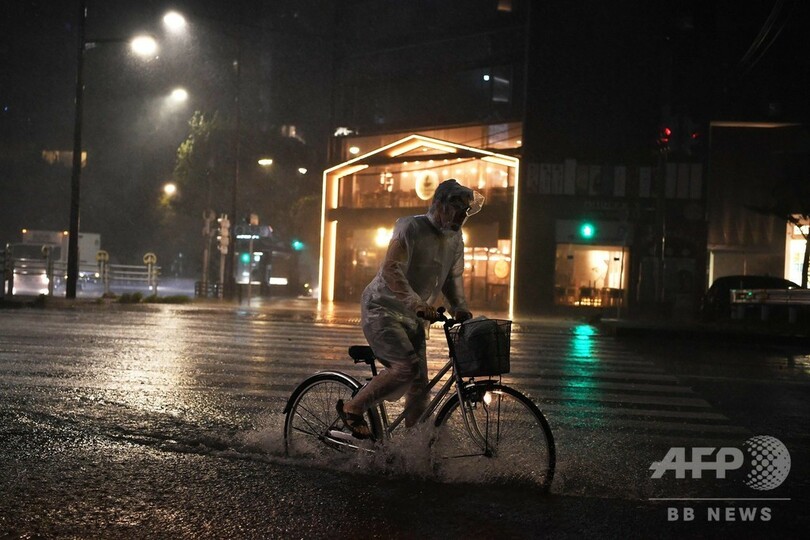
[66,0,88,299]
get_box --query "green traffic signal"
[580,222,595,239]
[291,239,305,251]
[239,252,251,264]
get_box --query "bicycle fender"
[282,371,362,414]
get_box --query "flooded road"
[1,304,807,537]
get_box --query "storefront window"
[322,133,519,312]
[337,159,514,210]
[554,244,628,307]
[463,243,511,310]
[336,226,512,310]
[786,220,809,285]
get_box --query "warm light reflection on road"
[108,309,188,416]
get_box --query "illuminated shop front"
[785,218,809,285]
[319,133,519,313]
[552,220,629,307]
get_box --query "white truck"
[19,229,101,272]
[3,230,101,295]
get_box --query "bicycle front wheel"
[433,383,555,490]
[284,372,380,458]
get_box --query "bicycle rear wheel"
[284,372,380,458]
[433,383,555,490]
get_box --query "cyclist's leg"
[404,325,428,427]
[343,316,420,416]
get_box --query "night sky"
[1,0,808,267]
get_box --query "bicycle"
[283,308,556,489]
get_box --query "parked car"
[701,275,801,320]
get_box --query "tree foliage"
[171,110,227,212]
[162,109,323,279]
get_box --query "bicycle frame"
[365,314,497,456]
[378,353,454,435]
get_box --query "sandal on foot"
[336,399,372,440]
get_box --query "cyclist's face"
[439,197,472,232]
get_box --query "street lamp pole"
[66,0,88,299]
[66,4,157,298]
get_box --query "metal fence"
[194,281,223,298]
[2,250,160,297]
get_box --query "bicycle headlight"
[483,391,493,405]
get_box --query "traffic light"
[239,252,251,265]
[682,117,702,156]
[217,215,230,255]
[579,222,596,240]
[657,117,703,156]
[291,239,305,251]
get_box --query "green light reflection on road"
[571,324,596,361]
[561,324,605,427]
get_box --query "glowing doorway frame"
[318,134,520,318]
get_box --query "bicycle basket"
[449,318,511,377]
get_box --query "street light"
[66,1,158,298]
[130,36,158,56]
[169,87,189,103]
[163,11,187,33]
[163,182,178,196]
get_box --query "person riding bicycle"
[337,178,484,439]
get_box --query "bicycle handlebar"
[417,306,454,325]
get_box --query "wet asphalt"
[0,301,808,538]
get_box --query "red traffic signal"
[657,126,672,149]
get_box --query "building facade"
[320,122,708,317]
[320,126,520,312]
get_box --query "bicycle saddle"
[348,345,375,364]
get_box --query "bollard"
[96,250,110,296]
[47,257,54,296]
[5,262,13,297]
[143,252,158,295]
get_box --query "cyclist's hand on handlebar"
[417,305,441,322]
[455,309,473,323]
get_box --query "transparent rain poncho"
[352,179,483,410]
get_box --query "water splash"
[240,412,287,456]
[244,416,549,489]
